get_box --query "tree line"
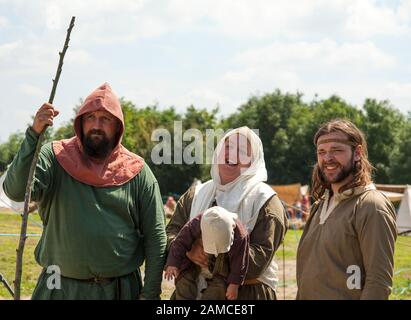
[1,89,410,197]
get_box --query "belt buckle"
[93,277,102,284]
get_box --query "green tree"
[390,114,411,184]
[1,89,409,199]
[0,132,24,174]
[122,100,221,196]
[51,104,80,141]
[223,90,306,184]
[361,99,406,183]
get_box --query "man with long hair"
[296,119,397,300]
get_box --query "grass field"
[1,210,410,300]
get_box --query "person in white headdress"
[164,206,249,300]
[166,127,288,300]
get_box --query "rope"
[0,202,43,229]
[0,233,41,237]
[394,268,411,275]
[282,201,310,217]
[18,213,43,228]
[281,201,302,242]
[282,240,285,300]
[279,201,304,300]
[398,229,411,236]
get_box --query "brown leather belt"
[243,279,261,285]
[80,277,116,284]
[61,274,116,284]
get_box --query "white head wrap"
[190,126,275,232]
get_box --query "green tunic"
[3,127,167,299]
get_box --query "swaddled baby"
[164,206,249,300]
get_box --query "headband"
[316,138,357,147]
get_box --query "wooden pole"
[0,273,14,298]
[13,16,75,300]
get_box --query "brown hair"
[311,119,374,200]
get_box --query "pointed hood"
[52,83,144,187]
[74,82,124,147]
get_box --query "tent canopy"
[271,183,308,205]
[379,190,404,203]
[0,171,24,213]
[397,185,411,235]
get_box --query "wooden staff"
[13,16,75,300]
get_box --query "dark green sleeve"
[137,165,167,300]
[246,195,288,279]
[3,127,55,203]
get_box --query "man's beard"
[320,156,356,184]
[82,129,115,159]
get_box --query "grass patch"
[1,212,410,299]
[0,211,43,299]
[391,236,411,300]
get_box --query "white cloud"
[168,0,410,39]
[18,84,45,98]
[40,0,169,43]
[0,40,94,77]
[0,16,8,28]
[346,0,409,37]
[0,41,58,77]
[229,40,396,79]
[222,68,258,83]
[2,0,409,46]
[122,82,231,111]
[45,4,64,30]
[65,49,93,65]
[398,0,411,22]
[376,82,411,110]
[313,80,411,113]
[177,88,231,109]
[168,0,346,39]
[208,39,403,114]
[0,0,410,141]
[324,41,396,69]
[0,41,20,59]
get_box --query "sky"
[0,0,411,142]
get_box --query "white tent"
[397,185,411,235]
[380,190,404,203]
[0,170,24,213]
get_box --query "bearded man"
[296,119,397,300]
[3,83,166,300]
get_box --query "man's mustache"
[321,162,340,169]
[87,129,106,137]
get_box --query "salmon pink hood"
[52,83,145,187]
